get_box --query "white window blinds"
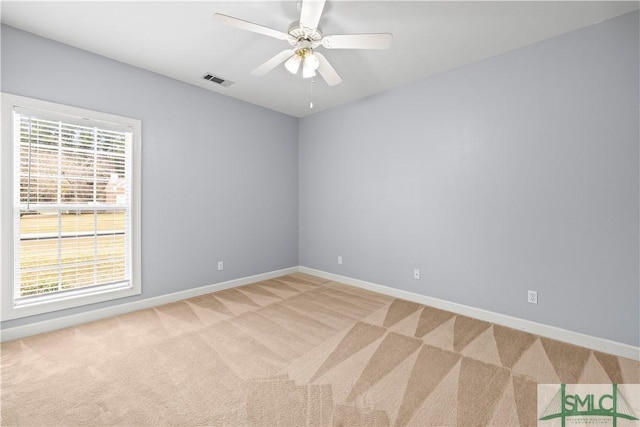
[13,107,133,303]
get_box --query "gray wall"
[299,11,639,346]
[1,25,299,329]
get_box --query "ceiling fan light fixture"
[302,57,318,78]
[298,47,319,79]
[284,54,302,74]
[305,51,320,70]
[302,64,316,79]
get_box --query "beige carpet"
[1,273,638,426]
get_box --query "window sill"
[1,281,141,321]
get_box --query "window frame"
[1,93,141,321]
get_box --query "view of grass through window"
[19,211,126,297]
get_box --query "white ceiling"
[2,1,638,117]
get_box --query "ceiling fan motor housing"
[288,22,322,49]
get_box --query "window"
[1,93,141,320]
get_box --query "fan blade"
[252,49,296,76]
[322,33,393,49]
[315,52,342,86]
[213,13,288,40]
[299,0,326,30]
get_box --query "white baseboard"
[299,266,640,361]
[0,266,298,343]
[3,265,638,361]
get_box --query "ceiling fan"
[213,0,393,86]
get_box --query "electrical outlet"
[413,269,420,279]
[218,261,224,271]
[338,256,343,265]
[527,290,538,304]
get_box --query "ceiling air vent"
[203,73,234,87]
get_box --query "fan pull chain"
[309,78,315,109]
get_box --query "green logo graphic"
[539,384,638,427]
